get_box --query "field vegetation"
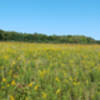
[0,42,100,100]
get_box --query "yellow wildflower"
[11,80,16,86]
[7,84,10,87]
[2,78,6,82]
[13,74,18,79]
[56,77,60,82]
[4,55,9,60]
[39,70,47,78]
[10,96,15,100]
[34,84,39,91]
[28,82,33,87]
[73,82,77,86]
[25,97,29,100]
[9,70,12,75]
[69,77,73,81]
[42,92,47,99]
[1,86,5,89]
[56,89,61,95]
[12,61,16,65]
[64,72,67,77]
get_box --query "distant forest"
[0,29,100,44]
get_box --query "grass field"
[0,42,100,100]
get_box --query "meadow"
[0,42,100,100]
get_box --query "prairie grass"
[0,42,100,100]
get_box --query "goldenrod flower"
[55,77,60,82]
[4,55,9,60]
[28,82,34,87]
[1,86,5,89]
[34,84,39,91]
[11,80,16,86]
[12,61,16,65]
[25,97,29,100]
[10,96,15,100]
[56,89,61,95]
[73,82,77,86]
[7,84,10,87]
[39,70,47,78]
[42,92,47,99]
[2,78,6,82]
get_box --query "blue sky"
[0,0,100,40]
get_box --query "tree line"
[0,29,99,44]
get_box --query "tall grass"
[0,42,100,100]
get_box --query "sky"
[0,0,100,40]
